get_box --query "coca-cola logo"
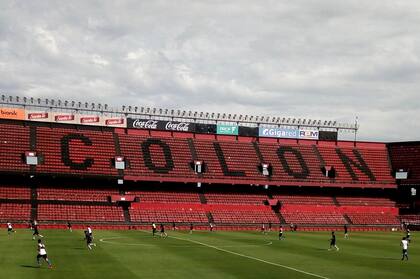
[80,116,100,123]
[105,118,125,125]
[132,119,158,129]
[55,114,75,121]
[28,112,48,119]
[165,121,191,131]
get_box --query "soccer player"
[209,222,215,232]
[279,226,284,240]
[84,230,95,250]
[160,224,167,238]
[87,225,93,237]
[189,223,194,234]
[268,222,272,232]
[172,221,176,231]
[290,223,294,232]
[32,221,43,240]
[152,223,157,236]
[261,224,266,234]
[406,229,411,242]
[36,239,52,268]
[7,222,16,235]
[67,221,72,232]
[401,237,409,260]
[344,224,349,239]
[328,231,339,251]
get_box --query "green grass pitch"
[1,228,418,279]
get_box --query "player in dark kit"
[32,221,43,240]
[84,230,95,250]
[344,224,349,239]
[152,223,157,236]
[279,226,284,240]
[36,239,52,268]
[328,231,339,251]
[67,221,72,232]
[160,224,167,238]
[189,223,194,234]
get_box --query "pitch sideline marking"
[167,234,330,279]
[99,236,272,248]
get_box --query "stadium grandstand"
[0,95,419,231]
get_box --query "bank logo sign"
[258,127,319,140]
[217,125,239,135]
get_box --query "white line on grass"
[99,236,272,248]
[140,231,330,279]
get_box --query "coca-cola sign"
[55,114,75,122]
[105,118,125,126]
[127,118,195,132]
[127,118,158,130]
[161,121,194,132]
[28,112,49,120]
[80,116,100,124]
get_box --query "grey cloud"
[1,0,420,141]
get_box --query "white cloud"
[0,0,420,141]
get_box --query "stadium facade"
[0,96,419,231]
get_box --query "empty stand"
[336,197,395,207]
[211,208,279,224]
[399,215,420,225]
[205,193,268,205]
[346,212,399,225]
[274,195,335,205]
[129,207,208,223]
[38,204,124,222]
[0,123,30,172]
[37,187,118,202]
[0,122,397,188]
[281,211,347,225]
[0,186,31,200]
[126,191,201,204]
[36,127,118,176]
[0,203,31,221]
[388,142,420,184]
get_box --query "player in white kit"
[37,239,52,268]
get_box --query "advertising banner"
[217,124,239,135]
[0,107,25,120]
[127,118,159,130]
[195,123,216,134]
[238,126,258,137]
[319,131,338,141]
[25,110,51,122]
[77,114,101,126]
[259,127,299,139]
[298,129,319,140]
[158,120,195,132]
[52,112,77,124]
[103,117,126,128]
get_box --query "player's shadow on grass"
[376,257,400,261]
[20,265,39,269]
[314,248,328,251]
[73,247,85,250]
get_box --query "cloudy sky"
[1,1,419,142]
